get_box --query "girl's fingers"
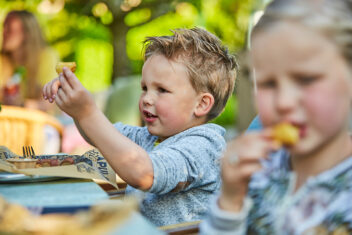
[222,154,264,167]
[236,162,263,178]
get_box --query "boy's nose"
[142,92,154,106]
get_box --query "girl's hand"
[219,129,280,212]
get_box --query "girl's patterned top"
[201,150,352,235]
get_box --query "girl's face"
[251,22,352,157]
[139,54,201,140]
[2,16,24,52]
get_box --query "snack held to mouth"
[273,123,299,146]
[55,62,76,75]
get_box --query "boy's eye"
[141,85,147,91]
[158,87,168,93]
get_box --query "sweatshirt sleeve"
[200,195,253,235]
[113,122,157,148]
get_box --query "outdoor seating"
[0,105,63,155]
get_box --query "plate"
[0,172,64,183]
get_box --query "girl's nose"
[275,83,299,114]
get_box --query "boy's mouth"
[143,110,158,122]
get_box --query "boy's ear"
[194,93,214,117]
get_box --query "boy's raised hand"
[219,129,280,212]
[43,67,96,120]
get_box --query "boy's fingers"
[55,89,65,109]
[43,83,49,99]
[59,73,73,95]
[56,88,67,104]
[49,77,61,99]
[63,67,80,89]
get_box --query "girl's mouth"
[298,125,307,138]
[289,122,306,138]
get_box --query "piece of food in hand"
[60,157,74,166]
[273,123,299,146]
[55,62,76,75]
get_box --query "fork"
[22,146,36,159]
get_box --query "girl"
[201,0,352,234]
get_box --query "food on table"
[55,62,76,75]
[273,123,299,146]
[6,158,38,169]
[36,157,75,167]
[49,159,60,167]
[60,157,74,166]
[37,159,51,167]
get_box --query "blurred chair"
[0,105,63,155]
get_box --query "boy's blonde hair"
[144,28,237,121]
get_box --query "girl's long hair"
[2,10,47,98]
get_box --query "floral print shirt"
[201,150,352,235]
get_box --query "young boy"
[43,28,237,226]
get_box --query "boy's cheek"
[138,98,143,113]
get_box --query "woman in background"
[0,10,61,154]
[0,10,58,112]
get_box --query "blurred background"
[0,0,271,153]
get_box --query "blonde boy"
[43,28,237,226]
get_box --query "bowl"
[6,158,38,169]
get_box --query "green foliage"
[125,8,152,27]
[212,94,237,127]
[126,3,198,61]
[75,39,113,91]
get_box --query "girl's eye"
[296,75,319,85]
[141,85,147,91]
[257,79,277,89]
[158,87,168,93]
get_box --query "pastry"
[273,123,299,146]
[56,62,76,74]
